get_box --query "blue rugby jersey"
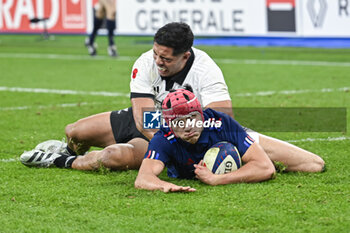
[144,108,255,179]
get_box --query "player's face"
[171,112,203,144]
[153,42,190,77]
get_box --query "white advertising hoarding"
[297,0,350,37]
[1,0,349,37]
[116,0,350,37]
[116,0,267,36]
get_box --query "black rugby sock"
[66,146,77,156]
[106,19,116,46]
[53,154,77,168]
[89,17,103,45]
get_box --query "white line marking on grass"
[0,53,135,61]
[0,100,128,111]
[0,86,348,99]
[0,158,19,163]
[1,53,350,67]
[0,102,90,111]
[216,58,350,67]
[0,86,129,97]
[287,136,350,143]
[234,87,350,97]
[0,106,31,111]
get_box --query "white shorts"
[245,128,260,143]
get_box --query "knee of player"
[264,161,276,180]
[65,123,75,139]
[99,146,126,169]
[65,121,85,142]
[313,156,326,172]
[299,154,325,173]
[134,176,142,189]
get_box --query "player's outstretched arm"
[194,142,276,185]
[135,159,196,193]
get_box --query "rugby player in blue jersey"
[135,87,325,192]
[21,23,324,177]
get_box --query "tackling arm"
[131,97,158,140]
[205,100,233,118]
[135,159,196,193]
[194,142,276,185]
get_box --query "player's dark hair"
[154,22,194,56]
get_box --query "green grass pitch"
[0,34,349,232]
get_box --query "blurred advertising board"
[0,0,88,33]
[117,0,350,37]
[117,0,266,36]
[1,0,349,37]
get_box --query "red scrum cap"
[162,88,204,128]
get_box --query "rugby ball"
[203,142,242,174]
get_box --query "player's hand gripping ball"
[203,142,242,174]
